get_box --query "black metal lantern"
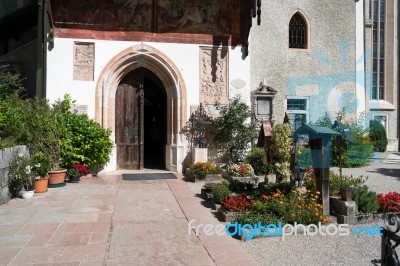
[181,103,211,149]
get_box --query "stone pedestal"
[192,148,208,163]
[330,196,358,224]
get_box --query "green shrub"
[228,179,258,194]
[212,180,231,203]
[297,147,312,168]
[264,182,295,196]
[331,129,374,168]
[352,185,379,214]
[345,143,374,167]
[261,189,327,224]
[329,172,368,195]
[271,123,292,182]
[61,111,113,169]
[304,169,367,195]
[251,200,270,213]
[235,213,281,226]
[369,120,388,152]
[245,147,265,176]
[0,94,67,169]
[312,111,373,168]
[58,94,113,168]
[0,65,24,99]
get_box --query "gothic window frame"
[288,11,309,50]
[371,0,385,100]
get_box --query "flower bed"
[330,191,400,224]
[213,183,327,226]
[186,162,223,182]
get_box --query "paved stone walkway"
[0,172,258,266]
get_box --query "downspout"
[36,0,44,97]
[398,0,400,151]
[41,0,46,98]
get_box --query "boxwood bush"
[369,120,388,152]
[353,185,379,214]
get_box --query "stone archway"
[95,44,187,172]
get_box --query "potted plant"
[17,96,70,186]
[66,163,88,183]
[45,96,71,186]
[8,153,35,199]
[31,152,51,193]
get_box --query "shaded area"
[143,72,166,170]
[122,173,176,181]
[368,168,400,179]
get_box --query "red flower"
[67,163,88,177]
[377,192,400,212]
[222,194,254,212]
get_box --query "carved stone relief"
[73,42,94,81]
[199,47,228,105]
[70,104,88,115]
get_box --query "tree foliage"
[0,65,25,99]
[211,96,257,163]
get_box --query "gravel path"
[186,152,400,266]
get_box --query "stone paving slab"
[0,172,259,266]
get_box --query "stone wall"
[0,146,28,204]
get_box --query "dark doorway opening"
[143,70,167,169]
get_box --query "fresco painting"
[157,0,241,36]
[51,0,241,36]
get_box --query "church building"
[0,0,398,173]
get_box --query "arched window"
[289,12,307,49]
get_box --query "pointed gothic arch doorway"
[95,44,188,173]
[115,67,167,170]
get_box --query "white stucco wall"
[46,38,250,172]
[46,39,250,120]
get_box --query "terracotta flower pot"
[48,169,67,185]
[34,178,49,193]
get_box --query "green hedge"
[369,120,388,152]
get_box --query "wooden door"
[115,73,144,169]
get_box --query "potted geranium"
[31,152,51,193]
[66,163,88,183]
[8,153,35,199]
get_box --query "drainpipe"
[398,0,400,151]
[36,0,44,97]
